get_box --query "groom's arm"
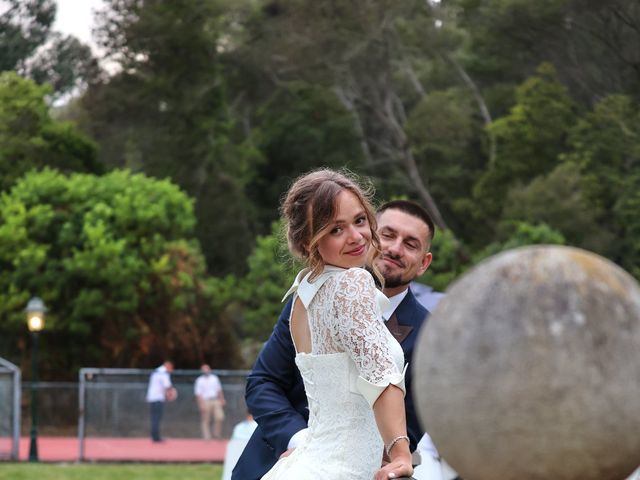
[404,361,423,452]
[245,299,308,456]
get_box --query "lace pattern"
[261,267,406,480]
[303,268,404,392]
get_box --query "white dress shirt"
[145,365,172,402]
[382,289,408,321]
[194,373,223,400]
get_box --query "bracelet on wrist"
[385,435,410,457]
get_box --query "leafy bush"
[0,169,239,377]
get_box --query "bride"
[261,169,413,480]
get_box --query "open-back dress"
[261,266,406,480]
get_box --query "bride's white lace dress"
[261,266,406,480]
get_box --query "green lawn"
[0,463,223,480]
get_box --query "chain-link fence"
[78,368,250,460]
[21,382,79,436]
[0,357,20,460]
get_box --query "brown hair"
[281,169,382,282]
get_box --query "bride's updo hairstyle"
[281,169,382,282]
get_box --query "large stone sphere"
[414,245,640,480]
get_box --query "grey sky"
[54,0,105,53]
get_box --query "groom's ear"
[418,251,433,276]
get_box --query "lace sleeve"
[332,268,405,407]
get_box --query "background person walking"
[194,364,226,439]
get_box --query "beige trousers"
[199,398,225,439]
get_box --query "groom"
[232,200,435,480]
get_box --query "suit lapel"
[385,312,413,343]
[388,288,429,345]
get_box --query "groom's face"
[375,209,432,292]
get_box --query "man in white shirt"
[194,363,226,439]
[145,360,176,442]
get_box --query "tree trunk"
[442,52,497,168]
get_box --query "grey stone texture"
[414,245,640,480]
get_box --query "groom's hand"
[279,448,295,459]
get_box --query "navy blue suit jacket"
[232,288,429,480]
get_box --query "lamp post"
[25,297,46,462]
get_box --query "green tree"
[449,0,640,103]
[0,0,55,72]
[1,0,99,97]
[501,162,613,253]
[233,0,457,231]
[566,95,640,213]
[249,82,365,230]
[83,0,259,275]
[0,72,102,191]
[0,169,240,379]
[473,64,576,233]
[564,94,640,276]
[235,221,300,341]
[474,222,566,263]
[417,228,469,292]
[417,221,566,292]
[406,88,484,240]
[25,33,100,96]
[613,175,640,280]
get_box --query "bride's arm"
[372,385,413,480]
[333,269,413,479]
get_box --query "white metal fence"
[0,357,20,460]
[78,367,250,461]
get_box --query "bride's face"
[317,190,372,269]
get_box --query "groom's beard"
[365,265,411,288]
[382,274,410,290]
[367,264,411,290]
[375,253,412,289]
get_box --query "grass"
[0,463,223,480]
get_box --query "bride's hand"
[373,455,413,480]
[279,448,295,459]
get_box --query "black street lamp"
[25,297,46,463]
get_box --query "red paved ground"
[16,437,228,462]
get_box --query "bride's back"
[274,268,390,479]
